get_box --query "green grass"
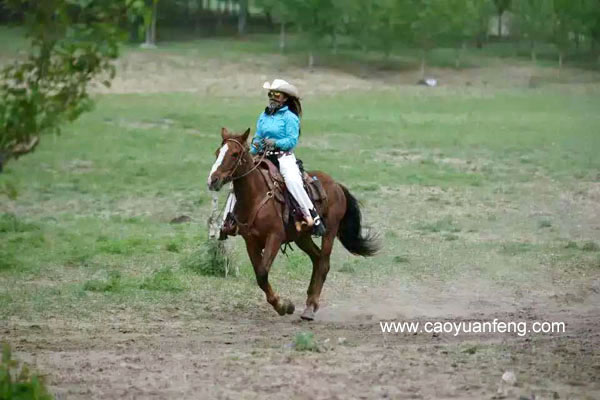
[416,216,461,234]
[181,240,230,276]
[0,343,53,400]
[1,34,599,322]
[293,331,320,352]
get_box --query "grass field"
[1,29,600,399]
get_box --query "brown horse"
[207,127,378,320]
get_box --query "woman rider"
[219,79,326,239]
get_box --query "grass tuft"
[166,241,180,253]
[581,241,599,252]
[181,240,230,277]
[416,216,461,233]
[339,262,356,273]
[0,343,53,400]
[139,268,184,292]
[293,332,320,352]
[83,271,122,292]
[499,242,533,256]
[0,250,19,271]
[392,255,410,263]
[0,213,38,233]
[565,241,579,249]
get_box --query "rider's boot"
[218,212,238,241]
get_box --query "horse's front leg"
[245,235,295,316]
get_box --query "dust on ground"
[5,278,599,400]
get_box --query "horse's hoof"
[275,305,287,316]
[300,307,315,321]
[282,299,295,315]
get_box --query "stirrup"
[309,210,326,237]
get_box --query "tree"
[142,0,159,47]
[409,0,455,79]
[587,0,600,61]
[285,0,340,68]
[256,0,293,51]
[444,0,495,68]
[492,0,512,37]
[513,0,554,63]
[237,0,248,35]
[0,0,145,170]
[551,0,574,72]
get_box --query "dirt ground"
[6,280,600,399]
[3,51,600,399]
[95,50,600,96]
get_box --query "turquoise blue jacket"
[249,106,300,155]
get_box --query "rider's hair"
[285,97,302,136]
[285,97,302,118]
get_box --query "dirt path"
[5,282,599,400]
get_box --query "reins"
[224,138,266,181]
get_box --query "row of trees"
[137,1,600,71]
[252,0,600,68]
[1,0,599,169]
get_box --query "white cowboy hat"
[262,79,299,98]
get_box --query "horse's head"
[207,127,251,191]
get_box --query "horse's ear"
[241,128,250,142]
[221,127,229,139]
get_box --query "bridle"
[218,138,279,235]
[223,138,266,181]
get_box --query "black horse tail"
[337,185,380,257]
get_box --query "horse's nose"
[207,174,220,191]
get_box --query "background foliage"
[1,0,600,168]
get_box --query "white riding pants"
[221,153,315,224]
[278,153,315,218]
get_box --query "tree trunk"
[265,11,273,30]
[145,26,151,45]
[237,0,247,35]
[216,1,223,32]
[558,51,563,76]
[530,41,536,63]
[143,0,157,47]
[150,0,157,44]
[308,51,314,70]
[513,34,520,57]
[559,52,563,69]
[332,30,338,55]
[497,12,502,38]
[420,50,426,80]
[279,21,286,52]
[455,41,466,69]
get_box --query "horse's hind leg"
[295,235,321,320]
[245,236,294,316]
[308,226,339,320]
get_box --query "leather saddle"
[257,159,328,228]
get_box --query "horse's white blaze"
[207,143,229,185]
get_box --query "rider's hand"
[263,138,276,148]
